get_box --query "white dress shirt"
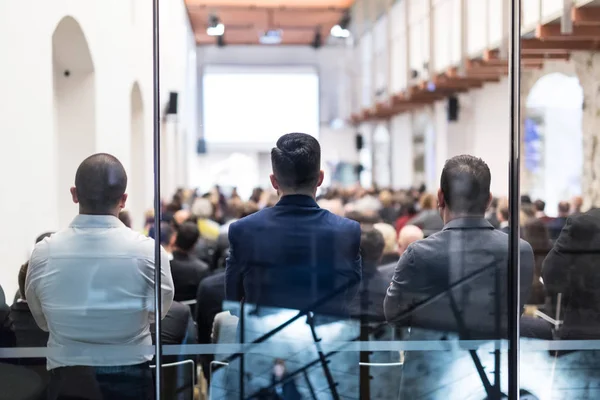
[25,214,174,370]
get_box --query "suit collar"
[443,217,494,231]
[276,194,319,208]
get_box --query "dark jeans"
[48,362,154,400]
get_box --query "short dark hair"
[18,262,28,300]
[175,222,200,252]
[534,199,546,212]
[558,201,571,214]
[360,227,385,267]
[75,153,127,214]
[271,133,321,191]
[499,206,509,221]
[440,155,491,215]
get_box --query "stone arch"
[52,16,96,226]
[525,72,583,216]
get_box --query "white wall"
[390,114,414,189]
[192,45,356,190]
[405,79,510,197]
[0,0,197,296]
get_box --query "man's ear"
[270,174,279,191]
[437,188,445,209]
[70,187,79,204]
[119,194,128,210]
[486,193,493,210]
[316,170,324,188]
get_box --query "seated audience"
[534,199,552,223]
[395,198,417,234]
[543,206,600,339]
[407,193,444,237]
[226,132,361,315]
[496,197,510,233]
[118,210,132,228]
[350,227,387,322]
[397,225,424,256]
[373,222,399,265]
[385,154,534,338]
[547,201,570,240]
[170,222,210,302]
[26,153,173,400]
[378,190,399,225]
[191,197,220,241]
[522,218,552,305]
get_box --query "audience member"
[534,199,551,223]
[373,222,399,265]
[378,190,398,225]
[485,197,500,228]
[543,207,600,339]
[571,195,583,215]
[118,210,132,228]
[225,133,361,315]
[395,198,417,234]
[350,227,388,322]
[396,225,424,256]
[407,193,444,237]
[385,154,534,336]
[170,222,210,302]
[26,153,174,399]
[522,218,552,305]
[191,197,220,241]
[547,201,570,240]
[496,197,510,233]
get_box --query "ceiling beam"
[572,7,600,25]
[521,38,599,53]
[536,24,600,40]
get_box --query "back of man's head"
[558,201,571,216]
[74,153,127,215]
[398,225,424,255]
[360,227,385,268]
[534,199,546,212]
[175,221,200,252]
[440,155,491,215]
[271,133,321,193]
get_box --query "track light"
[207,15,224,37]
[330,25,350,38]
[331,10,351,38]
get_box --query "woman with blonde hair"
[373,223,400,265]
[407,193,444,237]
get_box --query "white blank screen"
[202,66,320,146]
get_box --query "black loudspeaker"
[166,92,179,115]
[447,96,459,121]
[197,138,207,154]
[355,134,364,150]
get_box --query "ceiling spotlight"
[330,24,350,38]
[207,15,224,37]
[259,30,283,45]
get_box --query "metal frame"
[152,0,163,398]
[507,0,522,398]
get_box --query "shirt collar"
[276,194,319,208]
[70,214,125,229]
[442,217,494,231]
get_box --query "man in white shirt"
[26,153,174,400]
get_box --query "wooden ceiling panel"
[186,0,353,8]
[272,9,342,28]
[185,0,350,45]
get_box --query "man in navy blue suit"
[225,132,362,315]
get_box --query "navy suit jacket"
[225,195,362,315]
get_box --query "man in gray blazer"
[384,155,535,398]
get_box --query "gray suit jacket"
[384,217,534,338]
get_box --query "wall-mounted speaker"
[197,138,207,154]
[447,96,459,121]
[355,133,364,150]
[166,92,179,115]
